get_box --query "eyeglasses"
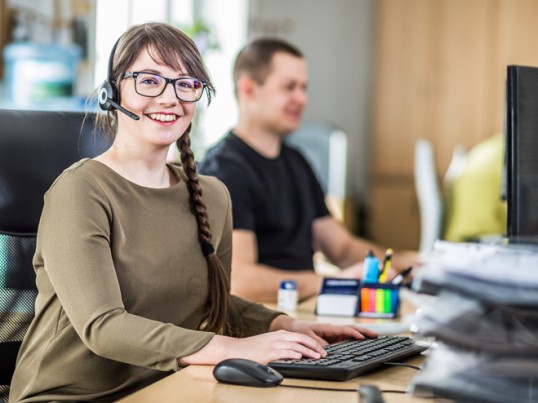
[123,72,206,102]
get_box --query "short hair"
[233,37,303,90]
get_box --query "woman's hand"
[269,315,378,347]
[178,316,378,367]
[177,329,327,366]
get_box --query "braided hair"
[177,126,232,335]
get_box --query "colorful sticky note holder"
[358,282,400,318]
[315,278,400,318]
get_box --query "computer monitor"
[505,65,538,244]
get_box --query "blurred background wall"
[2,0,538,250]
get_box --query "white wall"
[247,0,376,203]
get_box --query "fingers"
[263,330,327,361]
[275,341,323,360]
[354,326,378,338]
[258,323,379,364]
[310,332,330,347]
[309,323,378,343]
[276,330,327,356]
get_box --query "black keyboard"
[268,335,427,382]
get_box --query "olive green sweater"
[9,159,281,402]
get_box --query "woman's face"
[116,47,198,150]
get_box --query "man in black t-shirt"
[200,38,419,303]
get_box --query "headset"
[98,36,140,121]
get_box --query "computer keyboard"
[268,335,427,381]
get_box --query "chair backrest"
[0,109,110,400]
[414,139,443,254]
[285,121,348,199]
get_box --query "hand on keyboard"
[270,315,379,347]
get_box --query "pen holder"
[358,282,400,318]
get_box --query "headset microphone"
[98,86,140,120]
[108,98,140,121]
[111,100,140,121]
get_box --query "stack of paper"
[409,241,538,402]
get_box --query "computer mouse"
[358,384,385,403]
[213,358,284,387]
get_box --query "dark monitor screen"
[505,65,538,244]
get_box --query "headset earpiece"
[99,37,120,112]
[98,36,140,120]
[98,80,116,111]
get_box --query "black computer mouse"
[213,358,284,387]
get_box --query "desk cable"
[279,384,407,394]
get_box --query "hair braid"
[178,128,231,335]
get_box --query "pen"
[391,267,413,285]
[378,248,393,283]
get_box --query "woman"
[9,22,375,402]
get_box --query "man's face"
[252,52,308,136]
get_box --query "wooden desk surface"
[119,297,431,403]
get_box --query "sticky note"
[361,288,370,312]
[384,289,393,313]
[375,289,384,313]
[369,289,376,312]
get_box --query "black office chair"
[0,109,110,402]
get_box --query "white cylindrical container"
[277,280,298,312]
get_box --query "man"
[200,38,418,303]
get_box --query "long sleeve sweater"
[9,159,281,402]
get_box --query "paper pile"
[409,241,538,402]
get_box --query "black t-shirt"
[199,132,330,271]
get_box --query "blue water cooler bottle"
[3,42,81,107]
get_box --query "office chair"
[0,109,110,402]
[286,121,347,197]
[414,139,443,254]
[286,121,348,221]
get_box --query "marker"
[363,250,380,284]
[378,248,393,283]
[391,267,413,285]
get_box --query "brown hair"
[232,37,303,95]
[94,22,231,335]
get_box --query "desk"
[119,297,430,403]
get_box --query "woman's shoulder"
[172,164,231,205]
[168,164,227,192]
[47,158,105,195]
[198,172,228,193]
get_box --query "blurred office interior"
[1,0,538,251]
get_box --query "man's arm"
[312,215,421,273]
[231,229,323,302]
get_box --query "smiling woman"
[8,22,377,403]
